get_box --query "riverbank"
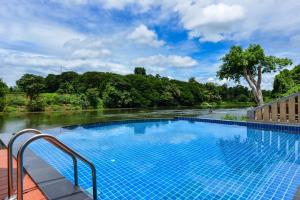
[2,92,254,113]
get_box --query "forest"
[1,62,299,113]
[0,67,255,112]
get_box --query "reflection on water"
[0,108,247,134]
[218,127,300,199]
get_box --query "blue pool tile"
[26,119,300,200]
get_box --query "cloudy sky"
[1,0,300,88]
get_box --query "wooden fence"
[247,92,300,124]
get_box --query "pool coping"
[175,117,300,133]
[0,133,92,200]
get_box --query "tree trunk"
[256,88,264,106]
[243,68,264,106]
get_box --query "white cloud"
[0,48,130,85]
[128,24,165,47]
[170,134,197,144]
[1,0,300,89]
[176,2,245,42]
[65,0,300,44]
[0,18,83,55]
[71,49,111,58]
[132,54,198,68]
[64,38,112,58]
[64,38,104,49]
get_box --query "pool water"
[28,119,300,199]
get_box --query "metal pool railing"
[6,130,97,200]
[7,129,43,198]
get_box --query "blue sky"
[1,0,300,89]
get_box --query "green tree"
[16,74,45,101]
[273,69,294,96]
[27,98,45,112]
[86,88,100,109]
[0,79,8,111]
[103,85,123,108]
[134,67,146,75]
[45,74,60,92]
[217,44,292,105]
[272,64,300,97]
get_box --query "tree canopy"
[273,64,300,96]
[13,70,254,109]
[217,44,292,105]
[134,67,146,75]
[16,74,45,100]
[0,79,8,111]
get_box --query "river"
[0,108,249,134]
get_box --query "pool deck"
[0,148,46,200]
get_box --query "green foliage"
[45,74,60,92]
[103,85,126,108]
[8,68,256,112]
[7,95,27,106]
[282,85,300,96]
[27,98,45,112]
[273,64,300,97]
[240,115,248,121]
[0,98,5,112]
[86,88,102,109]
[134,67,146,75]
[217,44,292,83]
[16,74,45,100]
[217,44,292,105]
[0,79,8,111]
[222,114,238,120]
[0,79,8,97]
[222,114,248,121]
[42,93,83,108]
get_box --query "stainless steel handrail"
[16,134,97,200]
[7,129,43,197]
[7,129,78,198]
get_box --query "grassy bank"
[198,101,255,109]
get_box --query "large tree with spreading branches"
[217,44,292,106]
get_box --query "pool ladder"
[6,129,97,200]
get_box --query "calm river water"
[0,108,248,134]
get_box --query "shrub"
[240,115,248,121]
[86,88,100,109]
[7,96,27,106]
[27,98,45,112]
[222,114,238,121]
[0,98,5,112]
[4,106,17,112]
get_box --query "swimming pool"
[28,119,300,199]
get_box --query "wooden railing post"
[280,101,287,123]
[263,106,269,121]
[271,103,277,122]
[289,97,295,123]
[256,109,262,121]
